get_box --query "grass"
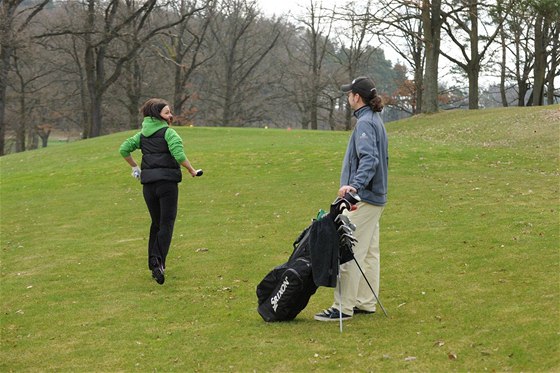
[1,105,559,372]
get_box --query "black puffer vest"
[140,128,182,184]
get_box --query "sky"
[257,0,402,65]
[258,0,300,16]
[255,0,515,88]
[258,0,336,17]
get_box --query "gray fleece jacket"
[340,105,388,206]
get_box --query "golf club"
[343,191,361,205]
[351,256,388,317]
[335,214,356,231]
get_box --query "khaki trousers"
[332,202,384,315]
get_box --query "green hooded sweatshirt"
[119,117,187,164]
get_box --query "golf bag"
[256,225,317,322]
[256,195,359,322]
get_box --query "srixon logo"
[271,276,290,312]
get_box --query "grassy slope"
[1,105,559,372]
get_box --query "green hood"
[141,117,168,137]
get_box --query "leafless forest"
[1,0,558,154]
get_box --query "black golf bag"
[256,194,359,322]
[256,225,317,322]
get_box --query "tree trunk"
[310,14,319,131]
[222,50,235,126]
[89,95,103,138]
[532,14,546,106]
[127,59,142,129]
[421,0,441,114]
[40,133,49,147]
[173,58,185,121]
[422,39,440,113]
[413,25,424,114]
[468,0,479,109]
[15,93,25,152]
[0,36,9,154]
[518,80,529,106]
[37,125,50,148]
[328,97,335,130]
[0,2,19,155]
[82,1,95,139]
[344,67,355,130]
[345,101,352,130]
[310,84,318,130]
[499,26,508,107]
[172,11,189,119]
[28,129,38,150]
[546,20,559,105]
[467,67,479,109]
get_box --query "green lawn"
[1,105,559,372]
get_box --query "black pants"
[142,181,178,270]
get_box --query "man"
[315,76,388,321]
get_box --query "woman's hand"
[131,166,141,180]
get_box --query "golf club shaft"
[352,257,388,317]
[338,264,343,333]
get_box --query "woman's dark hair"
[140,98,170,120]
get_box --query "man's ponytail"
[368,95,384,112]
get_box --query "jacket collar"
[353,105,371,118]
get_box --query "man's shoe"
[152,265,165,285]
[353,307,375,315]
[314,307,352,321]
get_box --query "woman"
[119,98,199,285]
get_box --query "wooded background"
[1,0,558,154]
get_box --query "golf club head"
[343,192,361,205]
[337,225,354,235]
[331,192,360,214]
[335,214,357,231]
[340,233,358,243]
[338,222,356,233]
[339,240,356,261]
[330,197,350,215]
[335,214,351,226]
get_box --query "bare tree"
[530,0,560,106]
[0,0,49,155]
[293,0,336,130]
[156,0,215,124]
[207,0,280,127]
[503,2,534,106]
[10,47,53,152]
[494,0,510,106]
[118,1,152,130]
[39,0,207,138]
[440,0,510,110]
[377,0,424,114]
[335,0,382,129]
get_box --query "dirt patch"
[542,108,560,122]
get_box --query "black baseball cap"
[341,76,377,99]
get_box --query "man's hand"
[338,185,357,198]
